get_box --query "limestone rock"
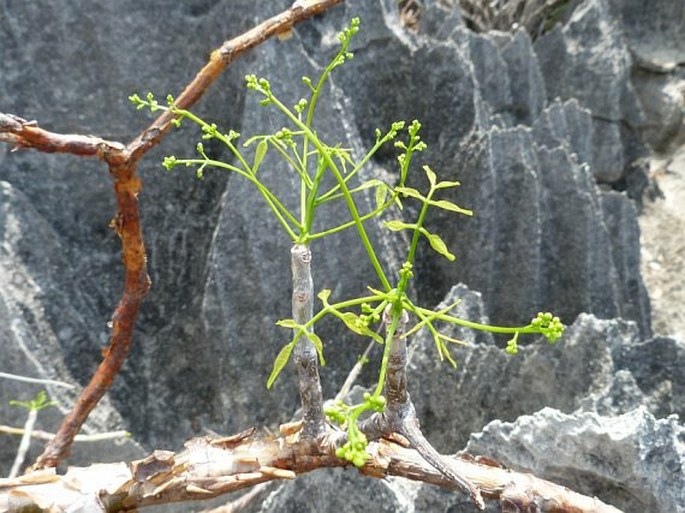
[465,407,685,513]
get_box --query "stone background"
[0,0,683,511]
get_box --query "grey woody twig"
[291,244,326,437]
[360,307,485,509]
[0,426,129,443]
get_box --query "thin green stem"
[308,195,396,240]
[176,158,300,240]
[267,138,313,189]
[267,94,392,291]
[303,155,327,238]
[316,138,388,203]
[410,302,536,335]
[373,309,401,398]
[406,188,434,269]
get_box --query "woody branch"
[0,427,624,513]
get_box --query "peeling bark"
[0,426,624,513]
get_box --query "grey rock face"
[260,470,408,513]
[416,126,651,337]
[465,408,685,513]
[0,181,144,469]
[604,0,685,151]
[606,0,685,66]
[534,0,647,183]
[0,0,681,511]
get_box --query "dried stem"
[0,372,75,389]
[8,409,38,479]
[0,426,129,443]
[291,244,325,437]
[0,0,343,469]
[335,339,376,401]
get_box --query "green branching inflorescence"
[131,17,565,469]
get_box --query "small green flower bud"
[352,454,367,468]
[162,156,177,171]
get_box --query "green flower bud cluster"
[505,331,519,355]
[294,98,308,114]
[129,92,162,112]
[359,302,383,328]
[245,74,273,106]
[325,390,386,468]
[374,121,405,145]
[274,127,294,143]
[335,431,369,468]
[323,399,348,425]
[162,155,178,171]
[201,123,220,140]
[338,17,360,45]
[399,262,414,281]
[531,312,564,343]
[362,391,386,412]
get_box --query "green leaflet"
[384,219,415,232]
[434,179,461,189]
[395,186,424,200]
[339,312,383,343]
[267,341,296,389]
[423,230,455,261]
[317,289,332,303]
[253,139,268,173]
[340,312,366,335]
[423,165,436,187]
[306,331,326,365]
[431,199,473,216]
[375,182,388,210]
[275,319,298,329]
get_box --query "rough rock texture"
[466,408,685,513]
[606,0,685,152]
[0,0,683,512]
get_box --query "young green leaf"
[317,289,332,304]
[384,219,415,232]
[275,319,299,329]
[267,342,296,389]
[306,332,326,365]
[423,165,436,187]
[339,312,383,343]
[253,139,268,173]
[423,230,456,261]
[395,186,424,201]
[375,182,388,210]
[435,180,461,189]
[431,199,473,216]
[340,312,366,335]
